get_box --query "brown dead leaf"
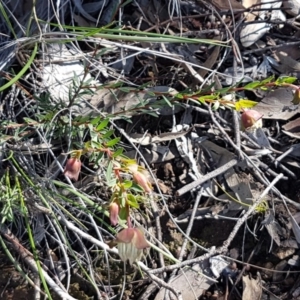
[157,180,171,194]
[198,46,220,78]
[240,1,284,47]
[242,275,262,300]
[125,145,180,164]
[273,260,287,282]
[282,117,300,139]
[240,23,270,48]
[282,118,300,132]
[283,0,300,16]
[84,86,180,117]
[278,31,300,60]
[243,0,259,8]
[253,88,300,120]
[243,0,260,22]
[211,0,245,10]
[263,212,282,247]
[155,259,216,300]
[267,37,300,72]
[276,51,300,72]
[200,140,254,205]
[290,213,300,244]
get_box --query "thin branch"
[0,224,77,300]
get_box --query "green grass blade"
[0,2,17,39]
[46,21,228,46]
[0,43,38,92]
[16,175,52,300]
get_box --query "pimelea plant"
[62,140,153,262]
[3,6,298,298]
[0,57,299,298]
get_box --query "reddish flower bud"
[241,109,263,130]
[132,171,152,193]
[293,89,300,105]
[64,158,81,181]
[109,202,119,226]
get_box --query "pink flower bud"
[132,171,152,193]
[293,89,300,105]
[109,202,119,226]
[241,109,263,129]
[64,158,81,181]
[116,227,149,265]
